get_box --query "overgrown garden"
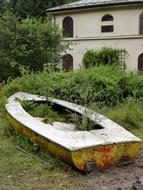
[0,0,143,188]
[0,65,143,139]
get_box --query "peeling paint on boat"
[5,92,142,171]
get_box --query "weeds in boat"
[21,101,97,131]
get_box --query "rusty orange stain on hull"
[71,143,141,171]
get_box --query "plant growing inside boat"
[21,101,100,131]
[69,112,98,131]
[21,100,65,124]
[68,105,103,131]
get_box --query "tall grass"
[0,65,141,106]
[0,66,143,138]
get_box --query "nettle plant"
[83,47,125,68]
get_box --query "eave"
[47,1,143,14]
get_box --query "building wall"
[54,6,143,71]
[67,38,143,70]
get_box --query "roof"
[47,0,143,13]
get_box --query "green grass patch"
[89,99,143,141]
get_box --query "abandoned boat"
[5,92,142,172]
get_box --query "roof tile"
[47,0,143,12]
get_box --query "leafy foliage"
[0,11,21,82]
[22,100,96,131]
[0,0,8,16]
[83,47,121,68]
[22,101,65,124]
[1,66,143,134]
[1,65,143,107]
[9,0,76,18]
[0,11,67,82]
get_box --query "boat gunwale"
[5,92,142,152]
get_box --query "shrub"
[1,66,143,135]
[0,66,125,107]
[83,47,122,68]
[2,65,143,109]
[82,50,97,68]
[0,11,67,82]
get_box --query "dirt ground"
[0,153,143,190]
[81,153,143,190]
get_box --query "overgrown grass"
[0,100,80,189]
[0,118,81,190]
[21,101,96,131]
[0,66,130,106]
[1,66,143,107]
[89,99,143,141]
[0,66,143,133]
[0,65,143,134]
[0,66,143,188]
[21,101,65,124]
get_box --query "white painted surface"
[54,5,143,70]
[5,92,141,151]
[52,122,76,131]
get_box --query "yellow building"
[47,0,143,71]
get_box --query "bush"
[0,66,127,107]
[83,47,121,68]
[0,11,67,82]
[2,65,143,109]
[1,66,143,136]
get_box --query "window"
[138,53,143,71]
[63,17,73,38]
[63,54,73,71]
[102,14,113,21]
[139,13,143,35]
[101,14,114,33]
[101,25,114,33]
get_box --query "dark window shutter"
[101,25,114,32]
[102,14,114,21]
[138,54,143,71]
[63,54,73,72]
[63,17,73,38]
[139,13,143,35]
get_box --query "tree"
[9,0,76,18]
[0,11,67,82]
[0,0,8,16]
[0,11,20,82]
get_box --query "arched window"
[139,13,143,35]
[138,53,143,71]
[102,14,113,21]
[101,14,114,33]
[63,54,73,71]
[63,17,73,38]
